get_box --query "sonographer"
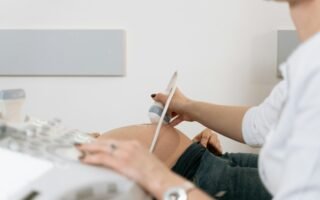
[78,0,320,199]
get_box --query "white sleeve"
[273,68,320,199]
[242,80,287,147]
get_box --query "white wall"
[0,0,294,153]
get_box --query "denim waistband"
[171,142,206,181]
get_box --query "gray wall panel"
[277,30,300,77]
[0,30,126,76]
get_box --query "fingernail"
[79,152,86,160]
[74,142,82,147]
[151,94,156,98]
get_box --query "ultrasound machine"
[0,89,151,200]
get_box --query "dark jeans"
[172,143,272,200]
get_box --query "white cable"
[149,82,177,153]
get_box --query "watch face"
[169,192,180,200]
[164,188,187,200]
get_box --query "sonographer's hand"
[77,140,186,199]
[193,129,223,156]
[151,88,194,126]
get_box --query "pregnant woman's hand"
[193,129,223,156]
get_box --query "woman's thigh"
[97,124,192,168]
[221,153,258,168]
[195,150,271,200]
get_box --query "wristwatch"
[163,182,195,200]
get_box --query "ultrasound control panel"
[0,117,93,163]
[0,118,151,200]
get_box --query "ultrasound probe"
[149,71,178,153]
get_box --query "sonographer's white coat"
[0,149,53,199]
[0,0,294,153]
[242,32,320,199]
